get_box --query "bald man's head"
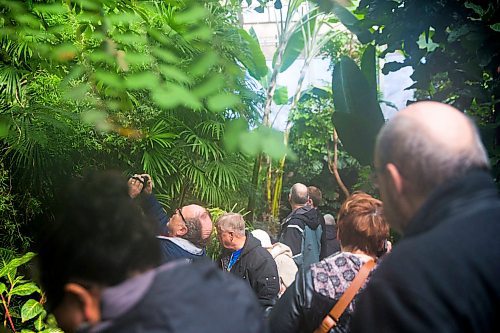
[181,204,213,247]
[375,102,489,232]
[289,183,309,206]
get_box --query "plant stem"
[1,293,16,333]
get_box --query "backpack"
[293,215,322,269]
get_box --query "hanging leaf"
[125,72,158,90]
[190,51,218,77]
[316,1,373,44]
[274,22,305,73]
[332,56,385,165]
[273,86,289,105]
[360,45,376,90]
[207,93,240,112]
[235,28,268,80]
[223,118,248,152]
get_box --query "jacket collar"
[89,260,188,332]
[156,236,204,255]
[404,169,497,238]
[239,232,260,257]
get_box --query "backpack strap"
[313,259,375,333]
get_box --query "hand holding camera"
[128,173,153,198]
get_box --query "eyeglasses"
[176,207,187,224]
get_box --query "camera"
[141,176,149,192]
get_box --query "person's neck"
[342,247,377,260]
[399,193,426,235]
[291,203,305,211]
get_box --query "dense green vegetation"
[1,0,499,330]
[321,0,500,179]
[0,0,272,252]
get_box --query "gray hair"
[182,217,206,248]
[376,115,489,198]
[324,214,336,226]
[216,212,246,237]
[290,183,309,205]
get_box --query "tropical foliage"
[318,0,500,180]
[0,0,282,253]
[0,251,61,333]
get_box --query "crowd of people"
[36,101,500,332]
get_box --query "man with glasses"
[157,204,213,262]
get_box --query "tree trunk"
[328,129,350,199]
[246,154,262,222]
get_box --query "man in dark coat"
[157,204,213,263]
[280,183,322,268]
[217,213,280,312]
[38,172,269,333]
[352,101,500,333]
[322,213,340,257]
[307,186,332,260]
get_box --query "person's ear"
[64,283,101,325]
[386,163,403,194]
[177,223,188,236]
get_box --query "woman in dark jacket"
[269,192,389,333]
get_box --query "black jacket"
[320,224,341,259]
[219,233,280,309]
[89,259,268,333]
[352,170,500,333]
[279,205,322,257]
[269,252,374,333]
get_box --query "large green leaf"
[34,310,47,331]
[21,299,44,322]
[0,252,36,279]
[10,282,40,297]
[273,86,289,105]
[207,93,240,113]
[235,28,268,80]
[360,45,376,90]
[273,21,305,73]
[332,56,384,165]
[316,1,372,44]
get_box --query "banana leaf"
[332,56,384,165]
